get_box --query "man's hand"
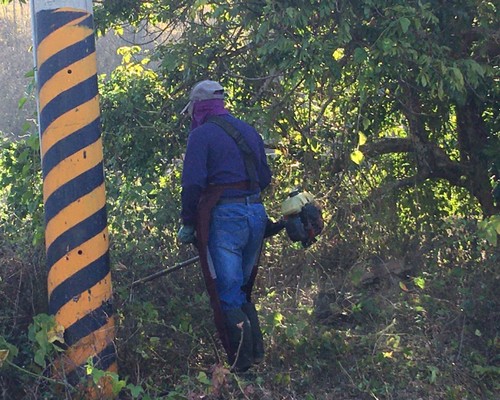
[177,225,196,244]
[264,218,286,238]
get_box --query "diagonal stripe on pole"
[30,1,117,397]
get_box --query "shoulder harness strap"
[206,116,259,189]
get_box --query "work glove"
[177,225,196,244]
[264,217,286,238]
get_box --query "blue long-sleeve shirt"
[181,114,272,225]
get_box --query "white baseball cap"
[181,80,225,114]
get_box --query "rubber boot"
[224,309,254,372]
[241,302,265,364]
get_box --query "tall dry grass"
[0,2,138,138]
[0,2,34,138]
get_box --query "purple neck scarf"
[191,99,229,130]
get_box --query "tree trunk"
[456,94,499,216]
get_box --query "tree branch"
[362,138,414,157]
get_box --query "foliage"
[99,46,186,272]
[0,133,44,246]
[94,0,500,217]
[478,214,500,246]
[27,314,64,369]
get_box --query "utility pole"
[30,1,116,397]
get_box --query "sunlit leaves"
[413,276,425,290]
[358,132,367,146]
[117,45,141,64]
[350,150,364,165]
[273,312,284,327]
[351,132,367,165]
[332,48,345,61]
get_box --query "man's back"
[185,114,270,191]
[181,114,271,224]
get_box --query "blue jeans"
[208,202,267,311]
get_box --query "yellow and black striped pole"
[30,0,116,395]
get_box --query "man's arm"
[180,131,208,225]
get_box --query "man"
[177,80,272,372]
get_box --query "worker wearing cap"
[178,80,272,372]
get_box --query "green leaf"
[350,150,364,165]
[470,61,485,77]
[127,383,144,398]
[353,47,367,64]
[362,117,371,130]
[285,7,295,19]
[399,17,411,33]
[491,215,500,234]
[420,73,428,87]
[413,276,425,290]
[380,38,394,53]
[34,349,46,368]
[273,312,284,326]
[428,366,439,384]
[484,227,497,246]
[110,375,127,395]
[22,121,31,133]
[18,97,27,110]
[197,371,211,385]
[93,369,106,384]
[478,216,500,246]
[450,67,464,90]
[437,81,444,99]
